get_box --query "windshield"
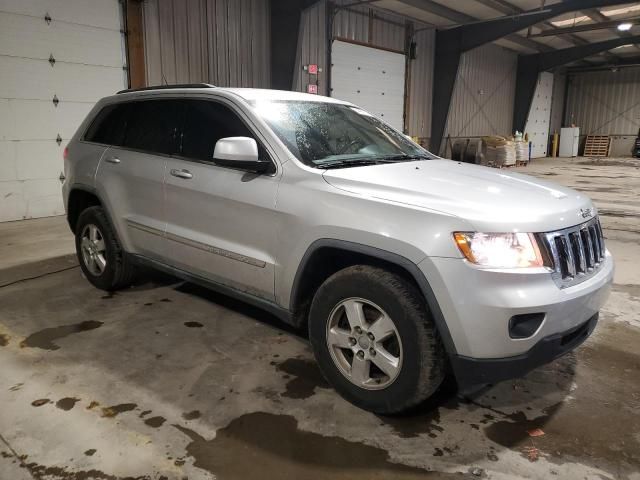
[250,100,435,168]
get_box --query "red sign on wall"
[308,64,318,75]
[307,84,318,94]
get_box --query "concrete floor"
[0,156,639,480]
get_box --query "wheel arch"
[289,239,457,356]
[67,185,102,232]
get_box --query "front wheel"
[309,265,446,414]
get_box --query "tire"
[308,265,445,414]
[75,206,135,291]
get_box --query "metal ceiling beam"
[395,0,550,52]
[473,0,617,66]
[567,55,640,72]
[583,8,640,53]
[529,16,640,36]
[513,35,640,133]
[428,0,637,154]
[473,0,589,47]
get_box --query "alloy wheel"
[326,297,403,390]
[80,224,107,276]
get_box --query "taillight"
[63,146,69,177]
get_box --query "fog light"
[509,313,545,339]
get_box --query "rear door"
[164,99,280,301]
[96,98,182,260]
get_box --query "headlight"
[453,232,544,268]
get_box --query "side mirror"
[213,137,272,173]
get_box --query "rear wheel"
[309,265,445,414]
[75,206,135,291]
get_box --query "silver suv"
[63,85,614,414]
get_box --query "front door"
[164,99,280,301]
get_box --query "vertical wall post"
[125,0,146,88]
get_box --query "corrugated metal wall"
[407,28,435,140]
[142,0,270,88]
[292,0,434,138]
[549,71,566,135]
[332,0,406,52]
[565,68,640,135]
[141,0,435,138]
[444,44,517,141]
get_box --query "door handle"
[170,168,193,179]
[106,157,120,164]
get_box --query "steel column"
[270,0,320,90]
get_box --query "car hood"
[322,160,596,232]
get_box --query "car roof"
[224,88,351,105]
[111,86,352,106]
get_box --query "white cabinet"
[559,127,580,157]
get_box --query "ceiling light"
[618,22,633,31]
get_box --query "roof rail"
[116,83,215,94]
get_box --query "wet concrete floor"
[0,157,639,479]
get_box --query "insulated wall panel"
[0,0,125,222]
[525,71,554,158]
[331,40,406,131]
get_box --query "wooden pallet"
[583,135,611,157]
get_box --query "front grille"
[543,217,606,288]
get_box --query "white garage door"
[524,71,554,159]
[330,40,406,131]
[0,0,126,222]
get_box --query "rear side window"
[123,100,183,155]
[84,103,129,145]
[181,100,255,162]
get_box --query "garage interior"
[0,0,639,479]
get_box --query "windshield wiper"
[316,158,394,169]
[374,154,431,162]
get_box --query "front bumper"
[419,251,613,359]
[450,313,598,387]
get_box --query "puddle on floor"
[184,321,203,328]
[274,358,330,399]
[377,381,460,439]
[480,325,640,473]
[19,463,150,480]
[20,320,103,350]
[182,410,201,420]
[144,416,166,428]
[175,412,468,479]
[55,397,80,411]
[483,403,561,450]
[579,159,640,167]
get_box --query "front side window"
[251,100,434,169]
[180,100,256,162]
[123,100,182,155]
